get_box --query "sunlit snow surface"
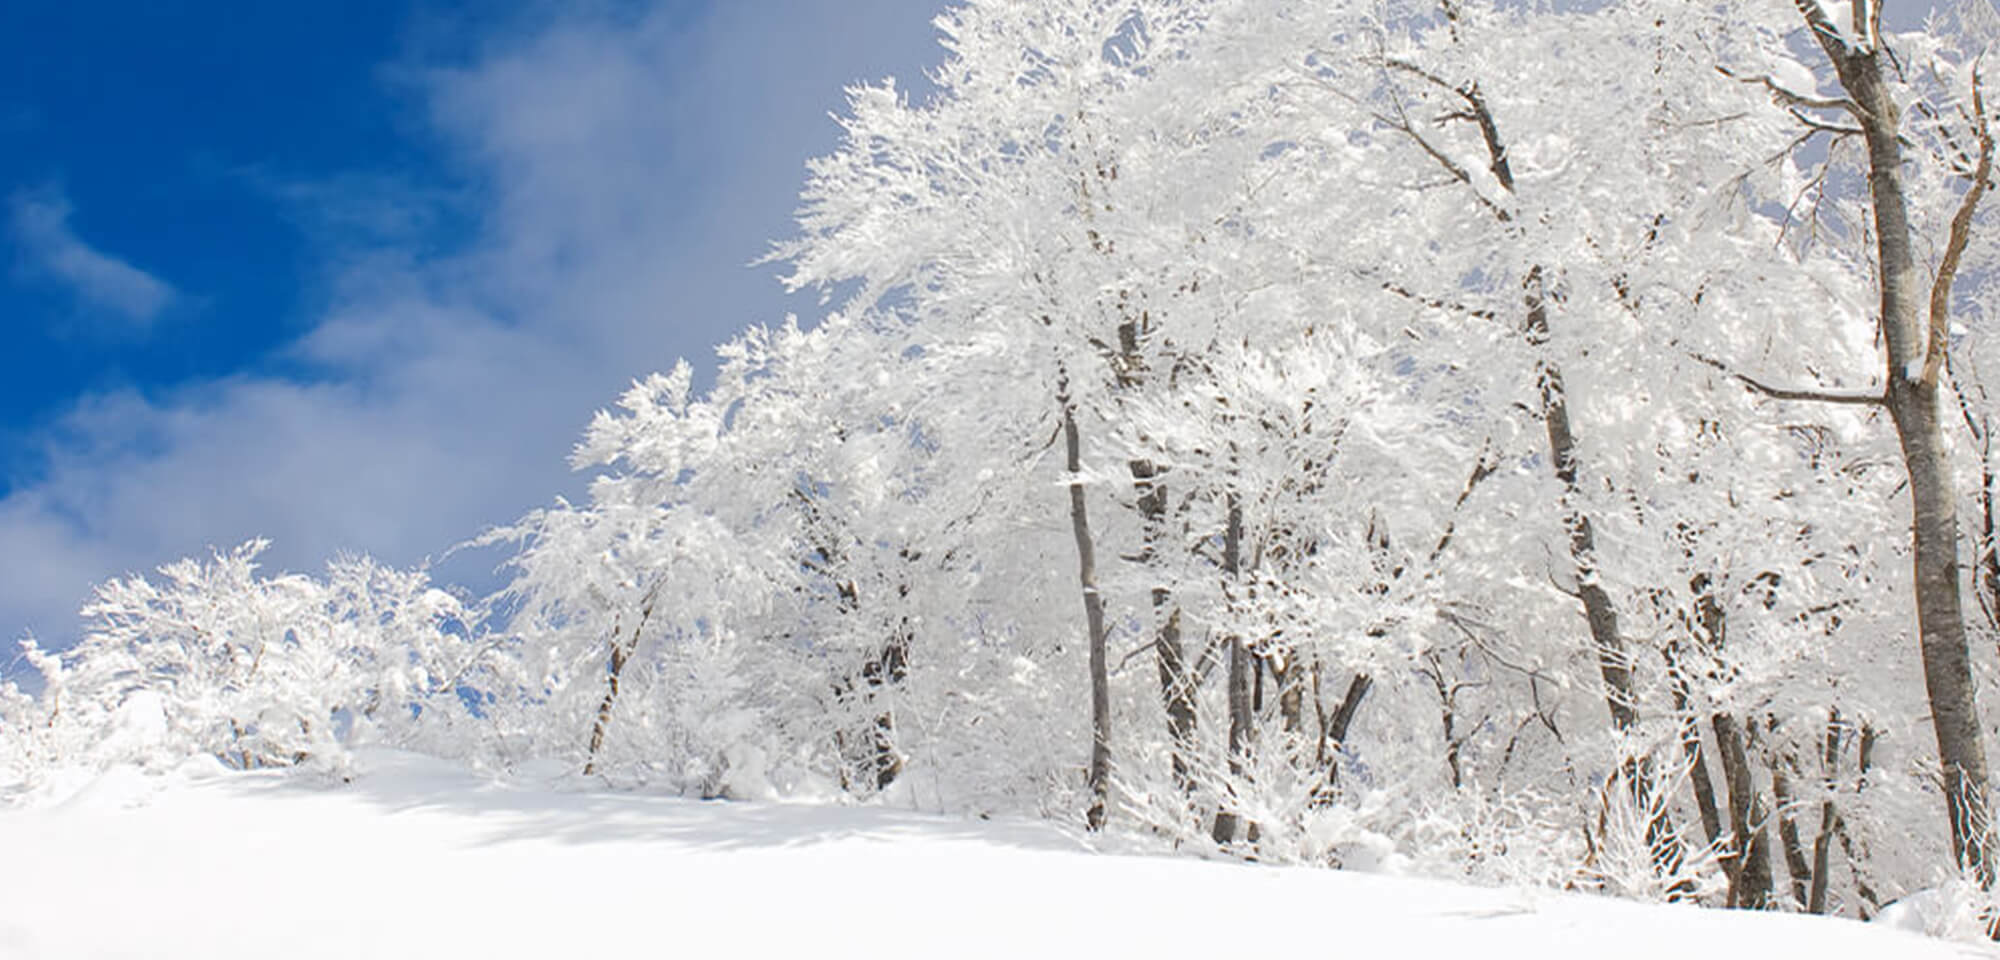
[0,752,1985,959]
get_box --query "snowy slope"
[0,753,1986,960]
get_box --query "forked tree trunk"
[1312,667,1372,805]
[1060,380,1113,832]
[1692,585,1776,908]
[1795,0,1996,884]
[1713,712,1776,909]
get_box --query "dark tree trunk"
[1214,496,1253,845]
[1061,384,1113,833]
[1955,376,2000,637]
[1426,656,1465,789]
[1272,654,1305,736]
[1714,712,1776,909]
[1155,604,1196,796]
[1311,668,1371,804]
[1531,279,1683,876]
[1406,67,1642,745]
[1373,33,1678,880]
[860,624,911,790]
[1835,724,1884,916]
[1807,713,1843,915]
[1530,292,1639,736]
[1980,446,2000,638]
[1769,745,1814,909]
[1691,587,1775,908]
[1667,646,1724,847]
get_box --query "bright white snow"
[0,752,1986,960]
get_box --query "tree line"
[8,0,2000,934]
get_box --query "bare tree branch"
[1368,273,1501,321]
[1923,69,1993,386]
[1787,107,1864,137]
[1687,352,1887,406]
[1717,63,1859,115]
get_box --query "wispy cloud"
[9,186,177,326]
[0,1,944,660]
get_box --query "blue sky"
[0,1,946,663]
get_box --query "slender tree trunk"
[1691,586,1776,908]
[1331,675,1369,739]
[584,585,661,777]
[1213,495,1253,845]
[582,624,628,776]
[1981,449,1999,635]
[1416,73,1641,741]
[1373,35,1673,878]
[584,627,633,777]
[1953,377,2000,635]
[1713,712,1776,909]
[1312,667,1372,804]
[1980,448,1999,636]
[1667,646,1724,847]
[861,623,911,790]
[1531,278,1682,877]
[1808,803,1838,915]
[1061,382,1113,832]
[1531,290,1639,735]
[1808,712,1843,915]
[1770,747,1814,909]
[1273,654,1305,736]
[1799,3,1997,884]
[1836,724,1884,916]
[1426,657,1465,789]
[1118,314,1199,805]
[1369,45,1665,866]
[1253,653,1265,714]
[1155,602,1196,795]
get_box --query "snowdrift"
[0,752,1982,959]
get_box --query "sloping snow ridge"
[0,752,1985,960]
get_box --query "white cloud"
[0,0,944,663]
[8,187,176,326]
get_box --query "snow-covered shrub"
[9,542,486,782]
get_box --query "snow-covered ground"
[0,753,1987,959]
